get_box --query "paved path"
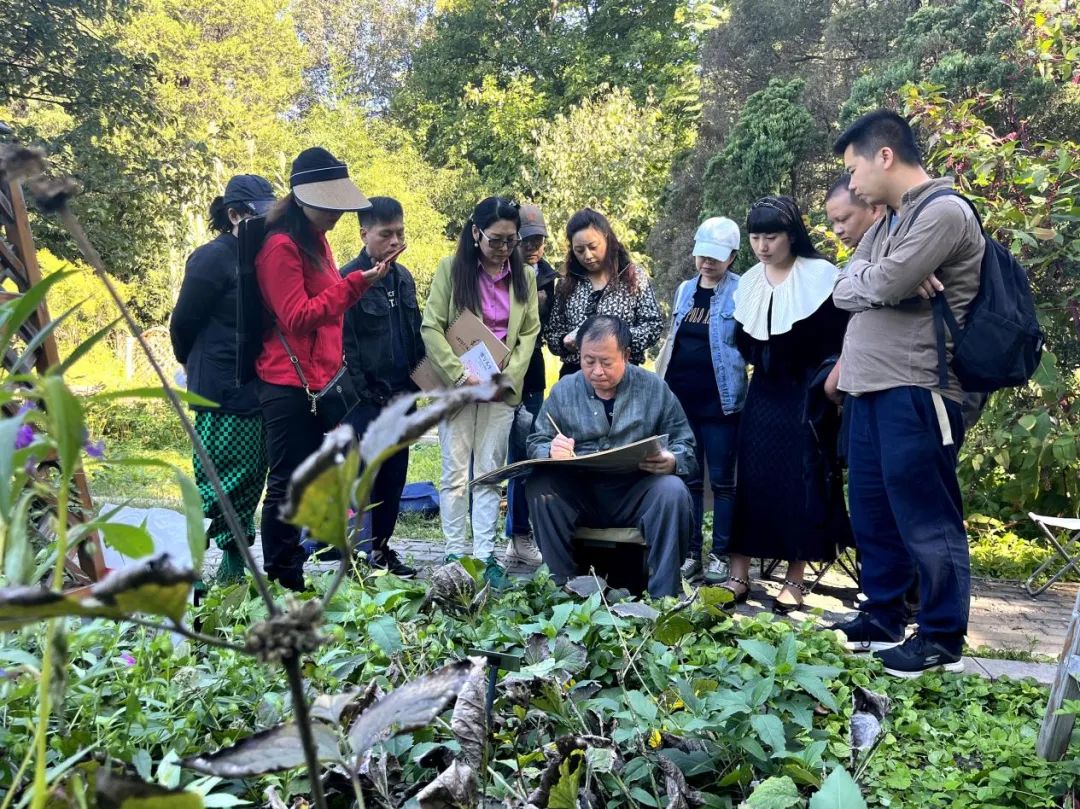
[204,535,1072,684]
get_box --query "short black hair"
[745,196,824,260]
[359,196,404,228]
[578,315,631,353]
[833,109,923,167]
[826,174,869,208]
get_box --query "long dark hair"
[559,208,637,301]
[745,195,824,260]
[265,193,329,271]
[451,196,528,313]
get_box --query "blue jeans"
[505,391,544,538]
[686,413,739,560]
[847,387,969,651]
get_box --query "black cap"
[222,174,276,216]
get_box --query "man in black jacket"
[341,197,424,577]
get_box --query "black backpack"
[236,215,269,386]
[906,189,1044,393]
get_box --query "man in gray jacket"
[525,315,696,597]
[830,110,984,677]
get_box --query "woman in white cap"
[726,196,851,613]
[255,147,393,592]
[656,217,747,586]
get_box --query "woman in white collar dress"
[722,196,852,613]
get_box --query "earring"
[474,241,479,248]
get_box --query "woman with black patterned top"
[545,208,663,376]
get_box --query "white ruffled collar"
[733,256,838,340]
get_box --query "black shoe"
[828,612,904,653]
[874,633,964,678]
[270,570,308,593]
[720,576,751,610]
[370,547,417,578]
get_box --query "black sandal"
[773,579,808,615]
[721,575,751,610]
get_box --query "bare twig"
[118,615,248,654]
[284,655,329,809]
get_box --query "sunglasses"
[478,227,520,250]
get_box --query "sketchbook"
[410,309,510,391]
[471,435,668,486]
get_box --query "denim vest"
[660,272,747,415]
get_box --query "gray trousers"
[525,469,693,598]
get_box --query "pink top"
[477,260,511,340]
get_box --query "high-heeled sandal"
[773,579,808,615]
[720,575,751,610]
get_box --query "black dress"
[730,297,852,562]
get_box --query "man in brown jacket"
[829,110,984,677]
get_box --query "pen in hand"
[547,413,577,459]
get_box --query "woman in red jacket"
[256,147,390,591]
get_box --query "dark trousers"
[685,412,739,560]
[258,381,351,587]
[505,391,544,538]
[345,401,409,547]
[847,386,969,650]
[525,469,692,598]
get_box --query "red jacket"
[255,232,370,389]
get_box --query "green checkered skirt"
[193,411,267,551]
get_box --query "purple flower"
[84,439,105,459]
[14,424,34,450]
[118,653,136,667]
[16,401,35,416]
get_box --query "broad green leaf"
[792,668,839,713]
[551,636,587,674]
[738,639,778,667]
[0,271,73,360]
[368,614,404,655]
[547,753,584,809]
[0,553,193,628]
[40,374,84,478]
[550,600,574,630]
[0,412,27,518]
[174,470,206,572]
[655,614,694,645]
[97,521,155,559]
[280,426,359,550]
[809,767,867,809]
[348,658,480,762]
[585,746,616,774]
[745,775,801,809]
[2,491,35,585]
[699,585,734,608]
[182,721,341,776]
[750,713,788,754]
[626,690,658,723]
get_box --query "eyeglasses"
[478,227,520,250]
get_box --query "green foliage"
[526,87,679,256]
[701,78,818,269]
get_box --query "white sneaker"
[703,554,730,584]
[680,557,703,581]
[505,534,543,566]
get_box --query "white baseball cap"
[693,217,741,261]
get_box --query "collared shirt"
[832,177,984,401]
[526,364,698,478]
[477,260,511,340]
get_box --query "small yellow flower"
[648,729,662,749]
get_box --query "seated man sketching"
[525,315,697,597]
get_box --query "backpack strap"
[904,188,980,391]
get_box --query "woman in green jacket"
[422,197,540,588]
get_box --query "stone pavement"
[204,536,1071,686]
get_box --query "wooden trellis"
[1,180,106,584]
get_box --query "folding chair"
[1025,512,1080,597]
[575,526,649,594]
[760,548,860,594]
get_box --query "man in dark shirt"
[341,197,425,577]
[504,203,558,567]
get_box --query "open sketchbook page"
[471,435,667,486]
